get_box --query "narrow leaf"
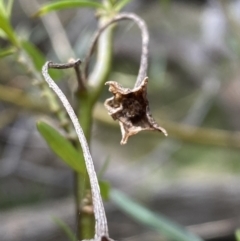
[0,46,16,58]
[99,180,110,200]
[236,230,240,241]
[21,40,46,71]
[107,0,116,6]
[0,29,7,39]
[53,217,77,241]
[114,0,132,11]
[34,1,104,17]
[6,0,14,18]
[98,155,110,179]
[0,13,19,46]
[111,189,204,241]
[37,121,86,174]
[0,0,6,17]
[21,40,62,79]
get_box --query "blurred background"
[1,0,240,241]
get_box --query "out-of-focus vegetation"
[1,0,240,241]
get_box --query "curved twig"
[42,61,108,239]
[83,12,149,88]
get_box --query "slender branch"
[72,60,86,92]
[83,12,149,88]
[48,59,81,69]
[48,59,86,92]
[42,61,108,239]
[43,58,86,239]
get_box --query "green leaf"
[37,121,86,174]
[0,13,19,46]
[99,180,110,200]
[6,0,14,18]
[236,230,240,241]
[0,29,7,38]
[53,217,77,241]
[0,0,6,17]
[111,190,204,241]
[34,1,105,17]
[0,46,16,58]
[98,155,110,179]
[21,40,46,71]
[21,40,62,79]
[107,0,116,6]
[114,0,132,11]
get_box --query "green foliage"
[21,40,46,71]
[98,156,110,179]
[0,46,16,58]
[99,180,110,200]
[53,217,77,241]
[34,0,105,17]
[0,0,17,44]
[111,189,204,241]
[113,0,133,11]
[0,0,5,16]
[107,0,116,6]
[21,40,61,79]
[37,121,86,174]
[98,157,111,200]
[0,0,14,18]
[0,13,19,46]
[236,230,240,241]
[5,0,14,18]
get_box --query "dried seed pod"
[104,77,168,144]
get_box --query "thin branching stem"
[47,59,81,69]
[83,12,149,88]
[48,59,86,92]
[72,61,86,92]
[42,61,108,239]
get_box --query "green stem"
[76,94,95,239]
[88,17,114,99]
[75,11,115,240]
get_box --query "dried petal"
[104,77,167,144]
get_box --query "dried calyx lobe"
[104,77,168,145]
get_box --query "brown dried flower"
[104,77,168,145]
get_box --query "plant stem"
[43,62,109,239]
[84,12,149,91]
[76,93,95,239]
[86,14,115,97]
[76,10,116,240]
